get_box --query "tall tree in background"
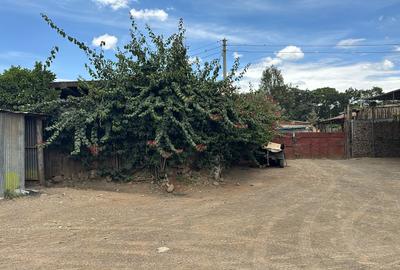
[307,108,319,127]
[259,65,384,121]
[0,62,58,111]
[311,87,347,119]
[259,66,285,95]
[344,86,383,104]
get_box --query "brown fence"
[44,149,121,179]
[44,149,85,179]
[44,132,346,179]
[275,132,346,159]
[356,105,400,120]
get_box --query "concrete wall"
[351,120,400,158]
[0,112,25,197]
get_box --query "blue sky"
[1,0,400,91]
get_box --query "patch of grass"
[3,190,22,200]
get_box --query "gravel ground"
[1,158,400,270]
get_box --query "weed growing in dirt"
[3,190,23,200]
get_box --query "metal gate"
[276,132,346,159]
[25,117,39,180]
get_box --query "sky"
[1,0,400,92]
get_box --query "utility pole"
[222,38,227,79]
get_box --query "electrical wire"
[229,43,400,48]
[227,49,400,54]
[189,41,221,52]
[191,46,221,57]
[201,51,221,60]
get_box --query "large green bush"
[40,14,279,179]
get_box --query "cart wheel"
[279,159,285,168]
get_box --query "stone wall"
[374,121,400,157]
[351,120,400,158]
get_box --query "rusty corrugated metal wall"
[25,117,39,180]
[0,112,25,197]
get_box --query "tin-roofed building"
[0,109,45,198]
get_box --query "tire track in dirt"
[250,160,335,269]
[333,160,400,269]
[1,159,400,269]
[297,167,338,269]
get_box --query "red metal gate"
[276,132,345,159]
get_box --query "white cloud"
[130,8,168,21]
[394,46,400,52]
[233,52,243,59]
[276,46,304,61]
[92,34,118,50]
[337,38,366,48]
[239,58,400,92]
[382,59,394,70]
[263,56,282,66]
[186,26,245,43]
[92,0,130,10]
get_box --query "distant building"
[278,121,314,133]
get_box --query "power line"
[189,41,220,52]
[229,43,400,48]
[191,46,221,57]
[227,49,400,54]
[201,51,221,59]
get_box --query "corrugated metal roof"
[366,89,400,101]
[0,109,47,118]
[319,112,357,124]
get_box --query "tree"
[40,14,278,179]
[307,108,319,127]
[259,65,285,95]
[310,87,347,119]
[345,86,383,104]
[0,62,57,111]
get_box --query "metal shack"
[0,109,45,198]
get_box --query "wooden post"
[36,119,45,185]
[345,104,352,159]
[371,106,376,157]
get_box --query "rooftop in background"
[0,109,47,118]
[319,112,357,124]
[50,81,87,99]
[50,81,80,89]
[366,89,400,101]
[278,121,313,133]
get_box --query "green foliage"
[311,87,346,119]
[259,66,285,95]
[3,190,22,200]
[40,14,278,178]
[344,86,383,104]
[259,65,384,121]
[307,108,319,126]
[0,62,58,111]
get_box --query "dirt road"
[1,159,400,269]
